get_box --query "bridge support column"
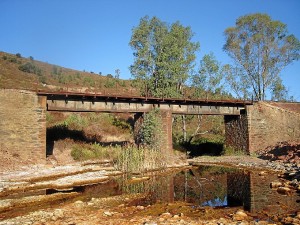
[133,110,173,154]
[160,110,173,155]
[133,112,144,146]
[0,90,47,165]
[224,111,249,154]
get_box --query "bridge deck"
[37,91,253,115]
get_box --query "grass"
[0,51,136,95]
[221,145,246,156]
[70,143,167,173]
[71,143,122,161]
[115,145,166,173]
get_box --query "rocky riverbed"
[0,156,300,225]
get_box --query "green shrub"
[138,108,163,151]
[112,117,131,130]
[222,146,245,156]
[71,143,121,161]
[104,78,116,88]
[18,62,42,75]
[62,114,88,130]
[83,77,94,87]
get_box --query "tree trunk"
[182,115,187,142]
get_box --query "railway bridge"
[1,89,299,163]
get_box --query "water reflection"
[2,165,299,220]
[107,165,300,214]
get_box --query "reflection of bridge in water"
[111,166,300,214]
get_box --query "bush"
[16,53,21,58]
[71,143,121,161]
[138,108,163,151]
[18,62,42,75]
[104,78,116,88]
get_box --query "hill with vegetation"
[0,50,226,169]
[0,51,136,95]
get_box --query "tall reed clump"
[115,145,166,173]
[116,109,166,173]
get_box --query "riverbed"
[0,157,300,224]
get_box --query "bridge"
[1,89,299,164]
[37,90,253,154]
[38,91,252,115]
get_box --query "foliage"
[3,55,21,64]
[130,16,199,98]
[83,76,94,87]
[222,145,246,156]
[223,13,300,100]
[71,143,121,161]
[191,53,224,99]
[115,145,166,173]
[112,117,132,130]
[18,62,42,76]
[137,109,163,150]
[62,114,89,130]
[16,53,21,58]
[104,77,116,88]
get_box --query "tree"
[191,53,224,99]
[223,13,300,100]
[115,69,120,79]
[129,16,199,98]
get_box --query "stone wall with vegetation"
[0,89,46,164]
[247,102,300,153]
[224,112,249,154]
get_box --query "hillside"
[0,51,226,165]
[0,51,136,95]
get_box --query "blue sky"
[1,0,299,100]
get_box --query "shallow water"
[1,165,300,220]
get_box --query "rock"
[284,216,294,223]
[277,187,292,195]
[136,205,145,210]
[259,171,267,176]
[160,212,172,218]
[233,209,248,221]
[103,211,113,217]
[74,200,83,204]
[257,221,269,225]
[270,181,282,188]
[54,209,64,218]
[173,215,180,219]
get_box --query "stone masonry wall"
[224,112,249,154]
[0,89,46,164]
[247,102,300,153]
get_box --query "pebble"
[136,205,145,210]
[103,211,113,216]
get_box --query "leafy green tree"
[192,53,224,98]
[223,13,300,100]
[271,77,289,101]
[130,16,199,98]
